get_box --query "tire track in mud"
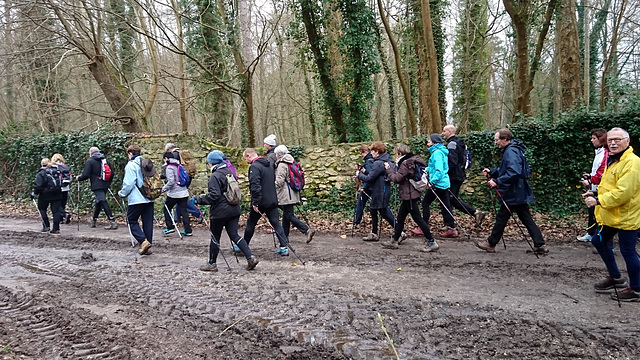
[1,228,640,359]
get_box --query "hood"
[167,158,180,166]
[253,157,271,168]
[375,152,393,163]
[506,139,527,153]
[278,153,295,164]
[90,152,105,161]
[363,152,373,162]
[139,157,157,177]
[429,143,449,156]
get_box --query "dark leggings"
[393,198,432,240]
[208,215,252,263]
[92,189,114,220]
[371,207,395,234]
[422,187,455,228]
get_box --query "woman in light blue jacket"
[118,145,155,255]
[422,134,457,251]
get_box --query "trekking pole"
[107,189,140,262]
[258,210,306,266]
[426,183,470,239]
[77,181,81,231]
[484,181,506,249]
[32,198,46,230]
[162,199,183,239]
[351,177,360,237]
[209,231,232,271]
[486,179,538,259]
[446,188,482,242]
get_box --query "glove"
[30,192,36,200]
[190,196,197,206]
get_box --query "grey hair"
[164,143,176,151]
[274,145,289,157]
[609,127,630,138]
[394,143,411,155]
[89,146,100,154]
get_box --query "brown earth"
[1,214,639,359]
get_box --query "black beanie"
[430,134,444,144]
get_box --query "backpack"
[409,162,429,192]
[286,161,305,191]
[522,154,532,179]
[169,163,191,187]
[223,173,242,205]
[99,158,112,181]
[176,149,197,178]
[138,158,163,200]
[58,164,72,185]
[464,146,473,170]
[43,167,63,194]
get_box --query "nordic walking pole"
[162,199,183,239]
[209,231,232,271]
[484,181,506,249]
[108,189,140,262]
[258,209,306,266]
[77,181,81,231]
[32,197,46,230]
[425,182,470,239]
[485,178,539,259]
[351,175,360,237]
[191,198,239,264]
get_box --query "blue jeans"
[353,190,371,224]
[592,226,640,289]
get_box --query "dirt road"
[1,216,639,359]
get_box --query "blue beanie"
[206,150,224,165]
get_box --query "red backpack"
[287,161,305,191]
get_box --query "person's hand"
[75,175,80,181]
[582,191,594,199]
[252,204,260,214]
[585,196,598,208]
[581,179,590,187]
[482,168,490,176]
[30,192,35,200]
[582,173,591,180]
[355,170,360,177]
[384,162,389,169]
[358,188,364,193]
[487,179,497,188]
[190,196,197,205]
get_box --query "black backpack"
[43,167,63,194]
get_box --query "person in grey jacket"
[274,145,315,243]
[118,145,155,255]
[161,152,192,236]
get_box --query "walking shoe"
[246,256,259,270]
[527,245,549,255]
[610,286,640,302]
[49,229,60,235]
[362,233,379,242]
[104,220,118,230]
[231,244,241,253]
[474,210,486,227]
[65,214,71,224]
[576,233,592,242]
[440,227,459,238]
[420,240,440,253]
[381,240,399,249]
[275,247,289,256]
[411,227,423,235]
[397,232,408,245]
[180,230,193,237]
[594,276,628,293]
[305,228,316,243]
[199,262,218,272]
[41,226,50,232]
[89,218,97,228]
[475,240,496,253]
[163,228,175,235]
[138,240,152,255]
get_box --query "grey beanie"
[429,134,444,145]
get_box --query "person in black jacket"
[263,134,277,168]
[242,147,290,256]
[76,146,118,230]
[32,158,63,235]
[195,151,258,272]
[442,125,485,229]
[349,144,374,230]
[51,153,72,224]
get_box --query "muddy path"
[0,215,639,359]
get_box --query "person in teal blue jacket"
[422,134,457,251]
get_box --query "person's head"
[51,153,65,164]
[263,134,277,150]
[243,148,258,164]
[607,127,630,155]
[89,146,100,156]
[394,143,411,157]
[428,134,443,147]
[206,150,225,166]
[274,145,288,159]
[126,145,141,159]
[370,141,386,158]
[442,124,456,140]
[494,128,513,149]
[163,151,174,162]
[359,144,370,158]
[590,128,607,148]
[164,142,176,152]
[41,158,50,167]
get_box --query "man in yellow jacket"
[584,127,640,302]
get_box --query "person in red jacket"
[577,128,608,242]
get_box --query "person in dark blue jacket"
[349,144,374,230]
[356,141,396,242]
[476,128,547,254]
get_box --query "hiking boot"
[411,227,423,235]
[89,218,97,228]
[41,226,50,232]
[49,229,60,235]
[246,256,259,270]
[105,220,118,230]
[200,262,218,272]
[65,214,71,225]
[305,228,316,244]
[610,286,640,302]
[440,227,459,238]
[138,240,152,255]
[420,240,440,253]
[381,240,399,249]
[474,210,486,227]
[275,247,289,256]
[594,276,628,293]
[180,230,193,237]
[527,245,549,255]
[397,232,408,245]
[576,233,592,242]
[362,233,379,242]
[163,228,175,235]
[475,240,496,253]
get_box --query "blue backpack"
[170,164,191,187]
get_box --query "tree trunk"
[420,0,441,131]
[171,0,188,132]
[557,0,583,111]
[600,0,626,110]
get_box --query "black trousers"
[244,206,288,248]
[38,198,62,231]
[487,203,544,247]
[449,180,476,216]
[92,189,114,220]
[208,215,252,263]
[423,187,455,228]
[393,198,432,241]
[280,204,309,237]
[163,196,192,233]
[126,202,154,244]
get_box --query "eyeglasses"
[607,137,629,143]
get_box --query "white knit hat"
[263,134,277,146]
